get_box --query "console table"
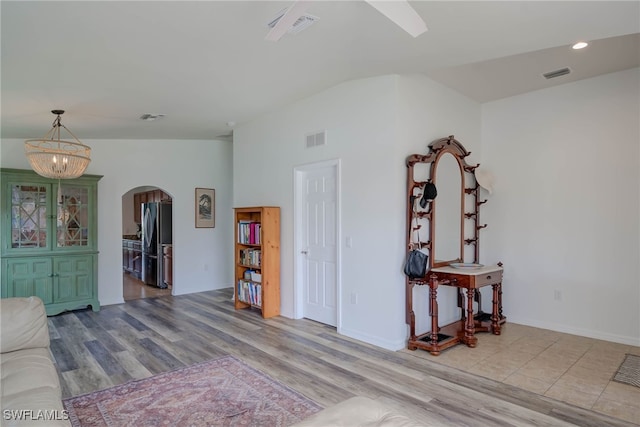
[407,264,506,355]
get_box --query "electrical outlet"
[554,290,562,301]
[350,292,358,304]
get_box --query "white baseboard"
[100,298,125,307]
[337,326,407,351]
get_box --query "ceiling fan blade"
[364,0,428,37]
[265,1,312,42]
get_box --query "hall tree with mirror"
[405,136,505,355]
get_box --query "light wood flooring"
[48,288,640,426]
[122,272,171,301]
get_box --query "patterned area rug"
[63,356,322,426]
[612,354,640,388]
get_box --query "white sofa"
[292,396,427,427]
[0,297,70,427]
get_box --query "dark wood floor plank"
[86,325,127,353]
[50,338,79,372]
[116,310,152,332]
[106,325,178,376]
[137,337,186,371]
[111,351,153,379]
[52,314,96,344]
[73,310,101,329]
[84,340,129,377]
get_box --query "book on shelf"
[237,280,262,307]
[240,248,261,267]
[237,221,262,245]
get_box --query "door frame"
[121,186,175,300]
[293,158,342,330]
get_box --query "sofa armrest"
[1,297,50,353]
[291,396,427,427]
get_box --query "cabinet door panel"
[3,258,53,303]
[8,183,50,250]
[54,256,93,301]
[134,193,141,223]
[56,185,90,249]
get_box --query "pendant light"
[25,110,91,179]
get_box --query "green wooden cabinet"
[4,257,54,304]
[1,168,102,315]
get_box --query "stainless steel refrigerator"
[141,202,172,288]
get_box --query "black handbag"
[404,248,428,278]
[404,194,429,279]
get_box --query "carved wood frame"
[405,135,485,273]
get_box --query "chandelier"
[25,110,91,179]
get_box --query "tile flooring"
[402,322,640,424]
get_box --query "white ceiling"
[1,1,639,140]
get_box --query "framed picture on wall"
[195,188,215,228]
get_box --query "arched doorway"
[122,186,173,301]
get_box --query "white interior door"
[296,161,339,327]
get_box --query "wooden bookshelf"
[234,207,280,318]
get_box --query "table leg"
[407,282,418,350]
[406,282,414,336]
[465,288,478,347]
[491,283,501,335]
[429,276,439,346]
[457,288,465,320]
[498,282,504,320]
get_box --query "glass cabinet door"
[57,185,89,247]
[10,184,49,249]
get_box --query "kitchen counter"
[122,239,143,278]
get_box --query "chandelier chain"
[24,110,92,179]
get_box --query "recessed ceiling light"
[572,41,588,50]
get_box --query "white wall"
[0,138,234,306]
[481,68,640,345]
[234,74,481,350]
[234,75,399,348]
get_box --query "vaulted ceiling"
[1,1,638,140]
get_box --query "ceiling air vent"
[268,8,319,35]
[140,114,165,121]
[306,131,326,148]
[543,67,571,80]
